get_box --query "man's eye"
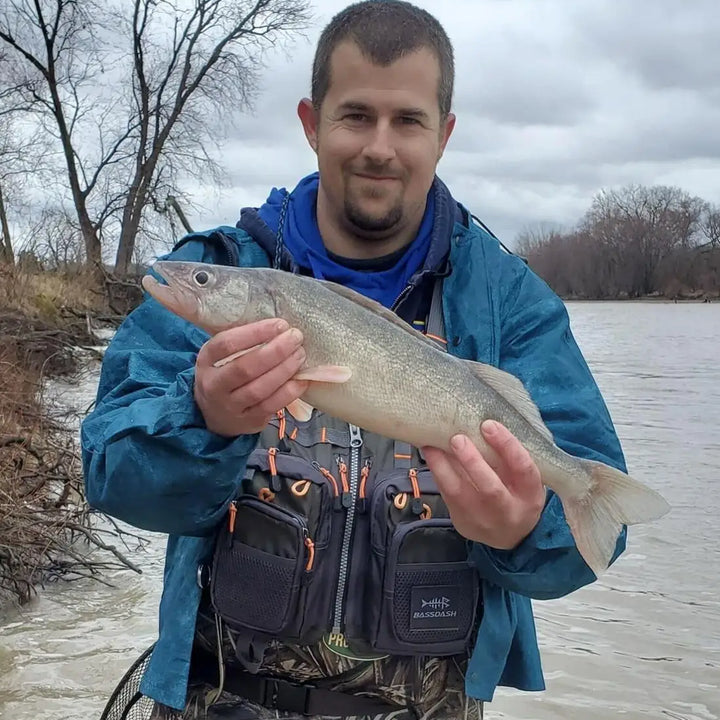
[400,116,421,125]
[345,113,367,122]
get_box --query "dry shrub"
[0,262,139,608]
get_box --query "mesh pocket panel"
[393,566,475,645]
[212,543,298,632]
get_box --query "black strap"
[191,647,401,716]
[221,670,403,716]
[393,440,413,469]
[426,277,448,351]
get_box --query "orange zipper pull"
[268,447,282,492]
[409,468,423,515]
[313,461,340,501]
[276,409,286,441]
[227,502,238,547]
[357,459,372,513]
[304,536,316,572]
[336,457,351,509]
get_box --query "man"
[82,2,628,718]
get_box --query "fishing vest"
[201,277,483,678]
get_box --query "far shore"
[563,294,718,304]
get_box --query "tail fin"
[562,460,670,577]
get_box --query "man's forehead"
[324,41,441,108]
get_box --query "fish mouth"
[141,262,198,322]
[141,268,176,308]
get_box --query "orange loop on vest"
[394,492,408,510]
[420,503,432,520]
[291,479,312,497]
[259,487,275,502]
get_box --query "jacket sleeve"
[469,261,628,599]
[80,239,258,537]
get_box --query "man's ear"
[298,98,319,153]
[438,112,456,161]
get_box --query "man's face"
[299,41,455,243]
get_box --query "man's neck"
[316,192,424,260]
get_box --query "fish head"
[141,261,253,334]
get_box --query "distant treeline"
[516,185,720,300]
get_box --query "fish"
[141,260,670,576]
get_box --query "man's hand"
[194,319,309,437]
[421,420,545,550]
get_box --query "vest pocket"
[210,450,342,644]
[375,520,478,653]
[354,469,479,656]
[210,498,308,635]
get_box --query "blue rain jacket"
[81,192,627,710]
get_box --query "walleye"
[142,261,670,576]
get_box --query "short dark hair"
[311,1,455,119]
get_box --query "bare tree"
[702,204,720,248]
[0,50,45,265]
[519,185,717,300]
[0,0,310,275]
[21,205,83,270]
[580,185,706,297]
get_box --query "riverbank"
[0,263,141,610]
[561,290,720,303]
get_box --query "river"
[0,301,718,720]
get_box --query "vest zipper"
[332,423,363,634]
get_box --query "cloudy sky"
[190,0,720,246]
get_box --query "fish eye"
[193,270,209,286]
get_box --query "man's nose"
[362,120,396,164]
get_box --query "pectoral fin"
[294,365,353,383]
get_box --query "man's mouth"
[355,172,399,182]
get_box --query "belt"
[191,648,405,717]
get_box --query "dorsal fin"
[316,278,442,352]
[464,360,554,442]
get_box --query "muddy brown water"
[1,302,718,719]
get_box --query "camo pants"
[148,608,483,720]
[150,687,483,720]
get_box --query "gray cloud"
[189,0,720,246]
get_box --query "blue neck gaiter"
[256,172,435,308]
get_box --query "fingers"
[198,319,290,369]
[447,434,507,501]
[229,348,307,412]
[424,425,544,549]
[237,379,310,425]
[193,319,309,437]
[421,446,462,495]
[480,420,538,494]
[199,325,305,397]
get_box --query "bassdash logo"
[414,595,456,619]
[410,586,461,630]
